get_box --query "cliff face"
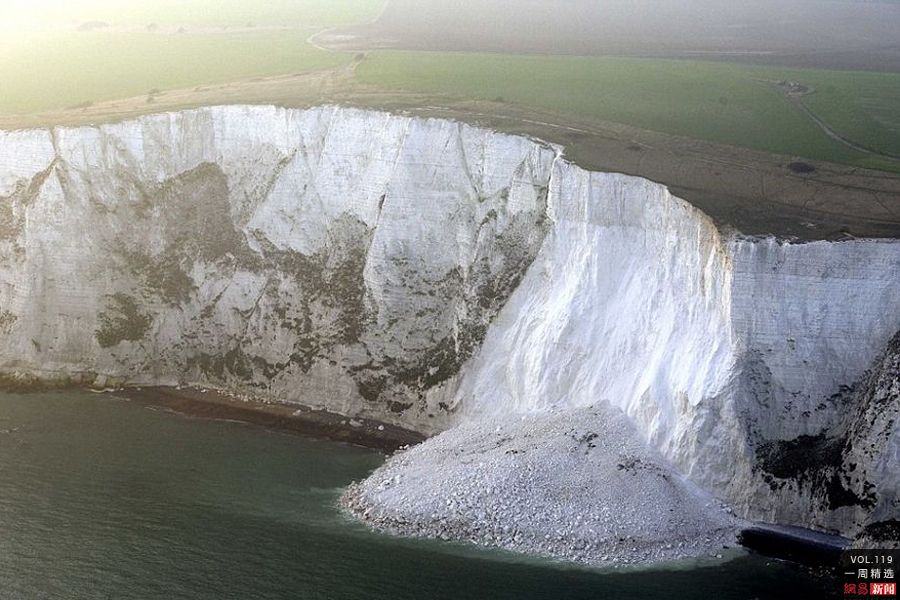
[0,106,554,431]
[846,330,900,547]
[451,157,900,536]
[1,105,898,538]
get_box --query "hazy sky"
[0,0,356,30]
[336,0,900,70]
[6,0,900,70]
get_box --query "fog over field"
[330,0,900,71]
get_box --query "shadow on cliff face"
[114,162,246,306]
[752,329,900,541]
[97,162,248,349]
[75,146,551,428]
[0,161,56,242]
[95,293,153,348]
[105,163,379,386]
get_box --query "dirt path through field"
[790,96,900,162]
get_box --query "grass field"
[0,0,385,114]
[796,69,900,158]
[356,52,900,171]
[0,31,353,114]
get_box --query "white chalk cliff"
[0,105,898,546]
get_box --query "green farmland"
[356,52,900,171]
[0,30,351,114]
[0,0,386,114]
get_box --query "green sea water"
[0,391,837,599]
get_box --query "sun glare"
[0,0,123,31]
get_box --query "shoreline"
[60,385,427,453]
[2,380,857,571]
[115,386,425,453]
